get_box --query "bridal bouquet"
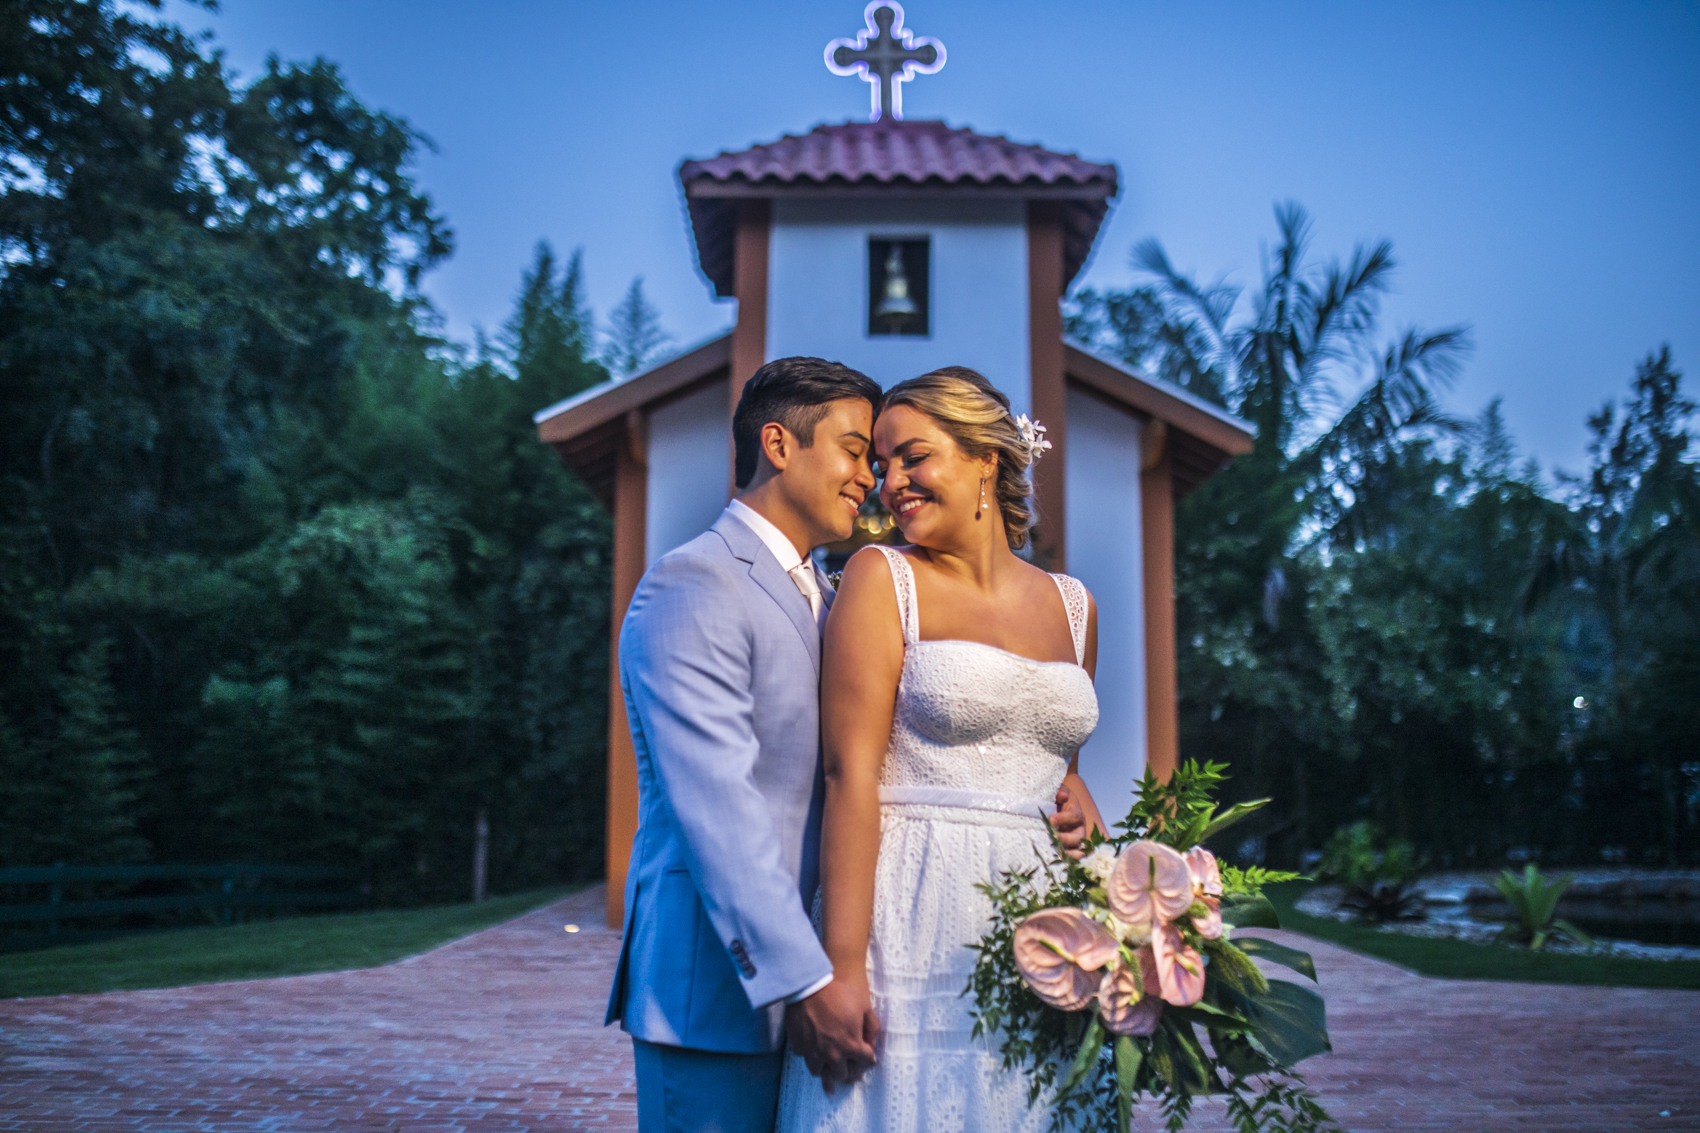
[969,762,1339,1133]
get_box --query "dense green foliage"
[1069,206,1700,868]
[1,2,613,901]
[0,886,573,998]
[3,1,1693,917]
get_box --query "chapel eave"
[533,333,1255,509]
[1062,341,1255,499]
[535,332,733,506]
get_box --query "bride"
[778,367,1108,1133]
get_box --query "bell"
[875,245,916,324]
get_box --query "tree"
[1072,209,1697,867]
[502,241,596,393]
[1066,285,1229,406]
[1526,348,1700,863]
[0,2,615,899]
[603,276,671,377]
[1071,204,1471,860]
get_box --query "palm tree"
[1077,204,1471,860]
[1135,203,1468,500]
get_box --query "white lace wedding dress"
[777,545,1100,1133]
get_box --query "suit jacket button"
[729,939,756,977]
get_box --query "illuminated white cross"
[825,2,945,122]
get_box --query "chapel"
[535,3,1253,925]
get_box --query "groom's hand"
[1051,784,1089,859]
[785,977,880,1094]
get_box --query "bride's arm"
[1062,589,1110,838]
[815,548,906,1069]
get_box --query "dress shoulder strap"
[1049,574,1089,666]
[872,545,920,647]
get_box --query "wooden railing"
[0,863,364,952]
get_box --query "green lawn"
[1266,882,1700,990]
[0,887,575,1000]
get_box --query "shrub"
[1317,821,1427,923]
[1492,865,1592,951]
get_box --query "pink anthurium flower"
[1107,841,1195,925]
[1013,908,1120,1010]
[1135,943,1163,996]
[1184,846,1223,898]
[1097,954,1164,1036]
[1191,897,1224,940]
[1150,923,1207,1006]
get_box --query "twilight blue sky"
[164,0,1699,476]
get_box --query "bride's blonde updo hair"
[880,366,1037,549]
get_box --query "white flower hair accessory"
[1013,414,1053,464]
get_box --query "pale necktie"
[787,562,826,628]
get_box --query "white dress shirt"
[724,497,835,1005]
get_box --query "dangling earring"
[977,475,987,520]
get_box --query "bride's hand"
[1051,783,1090,859]
[786,973,880,1094]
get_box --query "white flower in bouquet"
[1084,901,1154,948]
[1112,911,1154,948]
[1082,842,1118,884]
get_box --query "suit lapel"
[712,513,823,673]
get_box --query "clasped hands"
[785,783,1091,1092]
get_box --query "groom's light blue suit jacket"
[606,511,835,1054]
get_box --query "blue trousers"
[631,1037,785,1133]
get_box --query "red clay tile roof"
[680,119,1117,189]
[679,120,1118,297]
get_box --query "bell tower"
[535,6,1254,925]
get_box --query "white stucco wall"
[766,197,1032,417]
[1064,384,1147,827]
[645,378,730,567]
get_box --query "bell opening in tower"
[867,237,930,337]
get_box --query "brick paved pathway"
[2,884,1697,1131]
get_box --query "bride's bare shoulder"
[827,546,905,646]
[838,543,901,592]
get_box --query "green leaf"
[1243,978,1331,1066]
[1057,1013,1106,1100]
[1166,999,1251,1030]
[1175,1021,1227,1095]
[1219,864,1305,896]
[1155,1015,1215,1095]
[1233,935,1318,981]
[1221,893,1281,929]
[1195,798,1272,845]
[1552,918,1593,947]
[1114,1036,1142,1133]
[1210,1029,1275,1079]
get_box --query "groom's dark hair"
[733,357,882,489]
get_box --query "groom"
[608,356,1089,1133]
